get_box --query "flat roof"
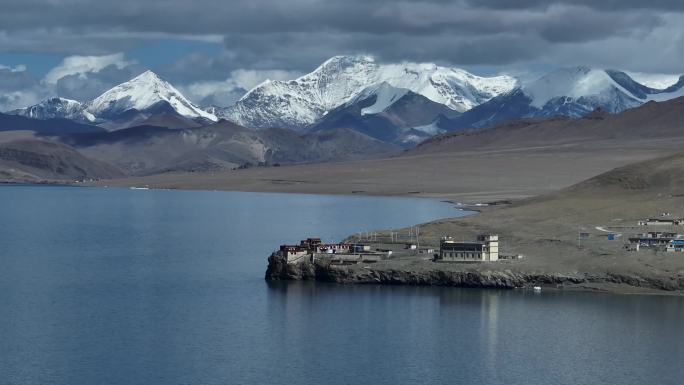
[441,243,485,252]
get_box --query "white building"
[438,234,499,262]
[638,218,682,226]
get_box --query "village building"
[350,244,371,253]
[667,239,684,252]
[437,234,499,262]
[628,232,680,248]
[637,218,683,226]
[318,243,352,253]
[300,237,322,251]
[326,253,382,265]
[279,237,382,265]
[279,245,309,263]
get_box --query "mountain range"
[0,139,124,182]
[0,110,400,178]
[217,56,517,132]
[10,70,218,127]
[411,96,684,156]
[4,56,684,149]
[438,67,684,131]
[54,121,399,175]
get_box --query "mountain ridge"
[6,60,684,144]
[52,119,402,175]
[438,67,684,131]
[411,96,684,155]
[217,55,517,130]
[9,71,218,128]
[9,97,96,123]
[0,139,124,182]
[87,70,217,123]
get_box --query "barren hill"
[410,97,684,154]
[561,151,684,196]
[342,151,684,293]
[0,140,124,183]
[56,120,401,175]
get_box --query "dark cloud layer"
[54,64,144,101]
[0,0,682,109]
[1,1,682,69]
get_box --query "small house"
[667,239,684,252]
[638,218,682,226]
[628,232,680,247]
[279,245,308,262]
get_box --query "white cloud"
[229,69,302,89]
[0,90,50,112]
[181,69,302,106]
[0,64,27,73]
[180,79,243,107]
[0,64,51,111]
[627,72,681,89]
[44,53,135,84]
[0,54,141,110]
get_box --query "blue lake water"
[1,185,683,385]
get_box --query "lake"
[1,185,683,385]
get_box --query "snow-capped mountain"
[87,70,217,122]
[8,71,218,127]
[218,55,517,130]
[309,82,458,146]
[351,82,410,116]
[440,67,684,131]
[9,97,95,123]
[523,67,642,115]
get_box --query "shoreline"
[6,183,684,297]
[88,177,475,201]
[12,171,684,298]
[91,181,480,203]
[86,143,664,204]
[265,252,684,297]
[0,179,467,201]
[65,182,684,297]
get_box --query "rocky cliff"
[265,252,684,292]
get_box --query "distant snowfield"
[626,72,680,89]
[7,57,684,138]
[524,67,638,109]
[518,67,684,113]
[219,56,519,129]
[9,70,218,124]
[88,70,218,122]
[358,83,409,116]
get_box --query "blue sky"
[0,39,222,79]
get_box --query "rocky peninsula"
[266,152,684,295]
[265,251,684,294]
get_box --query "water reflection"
[2,186,684,385]
[266,282,684,385]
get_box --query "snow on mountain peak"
[355,82,410,116]
[626,72,681,90]
[221,55,518,130]
[316,55,375,70]
[9,97,96,122]
[442,66,684,131]
[522,66,640,109]
[88,70,217,121]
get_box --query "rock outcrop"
[265,252,684,292]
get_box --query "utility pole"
[578,227,582,249]
[416,226,420,249]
